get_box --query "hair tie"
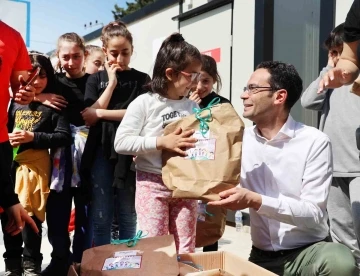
[170,33,185,43]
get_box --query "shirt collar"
[253,115,296,141]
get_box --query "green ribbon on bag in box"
[193,97,220,136]
[111,230,147,247]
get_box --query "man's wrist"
[246,190,262,211]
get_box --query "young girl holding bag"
[114,33,202,253]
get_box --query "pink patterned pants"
[135,170,197,253]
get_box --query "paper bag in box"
[162,102,244,200]
[184,269,234,276]
[80,234,179,276]
[196,203,227,248]
[178,252,277,276]
[179,263,233,276]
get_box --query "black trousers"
[0,141,19,208]
[1,214,43,261]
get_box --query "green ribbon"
[111,230,147,247]
[193,97,221,136]
[204,203,214,217]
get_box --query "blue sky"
[27,0,127,54]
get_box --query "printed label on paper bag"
[114,250,142,257]
[185,137,216,160]
[102,256,142,270]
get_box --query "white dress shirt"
[241,115,332,251]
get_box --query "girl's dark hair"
[28,51,56,93]
[100,21,133,49]
[146,33,202,96]
[201,54,222,92]
[324,23,344,50]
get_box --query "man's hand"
[13,75,36,105]
[208,187,262,211]
[5,203,39,236]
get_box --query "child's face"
[169,61,202,98]
[196,71,215,99]
[58,41,86,78]
[104,36,132,70]
[31,68,47,95]
[85,50,105,74]
[329,45,343,66]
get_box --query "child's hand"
[318,67,353,93]
[327,51,337,68]
[156,127,197,156]
[81,107,99,126]
[105,60,122,86]
[34,93,68,110]
[8,130,34,146]
[189,90,201,105]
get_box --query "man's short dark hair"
[257,61,303,110]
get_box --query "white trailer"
[80,0,353,127]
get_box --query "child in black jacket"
[3,52,71,276]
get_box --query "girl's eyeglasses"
[176,71,201,82]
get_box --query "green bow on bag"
[111,230,147,247]
[193,97,220,136]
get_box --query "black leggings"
[1,214,43,261]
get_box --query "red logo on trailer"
[201,48,221,62]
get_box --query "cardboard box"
[178,251,276,276]
[68,235,179,276]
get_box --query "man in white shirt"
[209,61,357,275]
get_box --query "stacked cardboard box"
[68,235,275,276]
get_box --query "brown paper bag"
[68,263,80,276]
[196,205,227,248]
[162,103,244,201]
[179,262,201,275]
[80,235,179,276]
[185,269,234,276]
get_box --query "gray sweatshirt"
[301,66,360,177]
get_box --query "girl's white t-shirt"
[114,92,198,175]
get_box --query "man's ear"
[165,68,174,81]
[274,89,287,106]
